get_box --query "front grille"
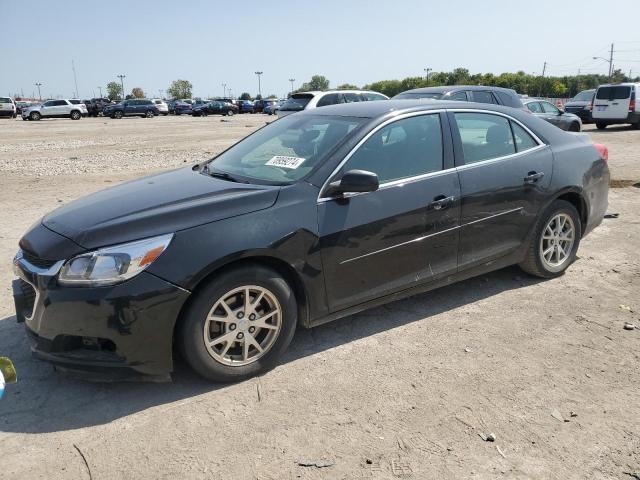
[22,250,58,269]
[19,279,36,318]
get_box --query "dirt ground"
[0,115,638,480]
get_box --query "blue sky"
[1,0,639,99]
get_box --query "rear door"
[450,110,553,268]
[318,112,460,311]
[594,86,632,119]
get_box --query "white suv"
[592,82,639,130]
[22,99,88,121]
[277,90,388,117]
[0,97,16,119]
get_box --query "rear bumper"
[0,110,15,117]
[593,112,640,125]
[12,254,190,379]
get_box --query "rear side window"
[343,93,362,103]
[53,100,68,106]
[471,91,498,104]
[316,93,344,107]
[343,114,443,183]
[454,113,515,164]
[596,86,631,100]
[449,91,468,101]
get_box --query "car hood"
[42,167,280,250]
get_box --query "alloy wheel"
[203,285,282,366]
[539,213,575,271]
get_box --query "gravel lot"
[0,115,638,479]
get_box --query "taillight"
[589,98,594,111]
[593,143,608,162]
[629,90,636,112]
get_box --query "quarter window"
[454,113,515,164]
[342,114,443,183]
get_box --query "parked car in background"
[393,85,525,110]
[103,99,158,119]
[192,101,238,117]
[173,101,193,115]
[0,97,16,118]
[21,99,87,120]
[12,100,609,382]
[236,100,254,113]
[83,98,112,117]
[563,89,595,124]
[15,101,33,116]
[252,99,269,113]
[263,99,280,115]
[69,99,83,105]
[522,99,582,131]
[152,99,169,115]
[592,83,639,130]
[277,90,389,117]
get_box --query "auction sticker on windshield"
[265,156,306,169]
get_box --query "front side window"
[472,91,497,104]
[541,102,559,114]
[454,113,515,164]
[210,115,365,184]
[43,101,55,107]
[316,93,344,107]
[526,102,542,113]
[341,114,443,184]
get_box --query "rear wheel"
[519,200,581,278]
[30,112,41,121]
[70,110,81,120]
[179,265,297,382]
[145,110,153,118]
[569,122,580,132]
[596,122,606,130]
[226,109,234,116]
[113,110,123,119]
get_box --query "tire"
[226,109,234,116]
[569,122,580,132]
[163,112,168,116]
[519,200,582,279]
[70,110,81,120]
[113,110,123,119]
[179,265,298,382]
[30,112,41,121]
[22,117,27,121]
[596,122,606,130]
[145,110,153,118]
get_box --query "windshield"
[0,97,12,103]
[572,90,594,102]
[280,94,314,112]
[208,115,366,184]
[393,92,444,100]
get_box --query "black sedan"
[523,99,582,131]
[192,101,238,117]
[13,100,609,382]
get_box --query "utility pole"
[72,60,79,99]
[222,83,227,98]
[537,61,547,97]
[424,68,432,86]
[117,74,126,100]
[97,86,102,98]
[288,78,295,95]
[35,82,42,100]
[255,71,263,98]
[608,43,614,80]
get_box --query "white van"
[277,90,388,118]
[592,82,639,130]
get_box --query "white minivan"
[592,82,639,130]
[277,90,388,118]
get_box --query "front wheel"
[30,112,41,121]
[179,265,297,382]
[145,110,153,118]
[70,111,81,120]
[113,110,123,119]
[596,122,606,130]
[519,200,581,278]
[226,109,234,116]
[569,122,580,132]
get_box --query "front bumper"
[13,252,190,379]
[0,110,15,117]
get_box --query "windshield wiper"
[201,165,245,183]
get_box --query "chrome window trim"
[317,108,546,203]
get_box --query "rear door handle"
[428,195,455,210]
[524,171,544,184]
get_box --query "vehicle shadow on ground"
[0,265,541,434]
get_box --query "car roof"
[399,85,517,95]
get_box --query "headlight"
[58,234,173,286]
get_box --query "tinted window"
[472,91,498,104]
[596,86,631,100]
[53,100,67,106]
[526,102,542,113]
[449,91,468,101]
[69,99,81,104]
[510,122,537,152]
[43,101,56,107]
[280,94,313,112]
[343,114,443,183]
[211,115,365,184]
[454,113,515,164]
[363,92,387,101]
[0,97,12,103]
[343,93,362,103]
[316,93,344,107]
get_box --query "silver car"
[22,99,87,121]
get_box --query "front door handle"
[524,171,544,184]
[428,195,455,210]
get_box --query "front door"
[449,110,553,269]
[318,112,461,312]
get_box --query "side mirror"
[325,169,379,197]
[0,357,17,399]
[558,109,564,115]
